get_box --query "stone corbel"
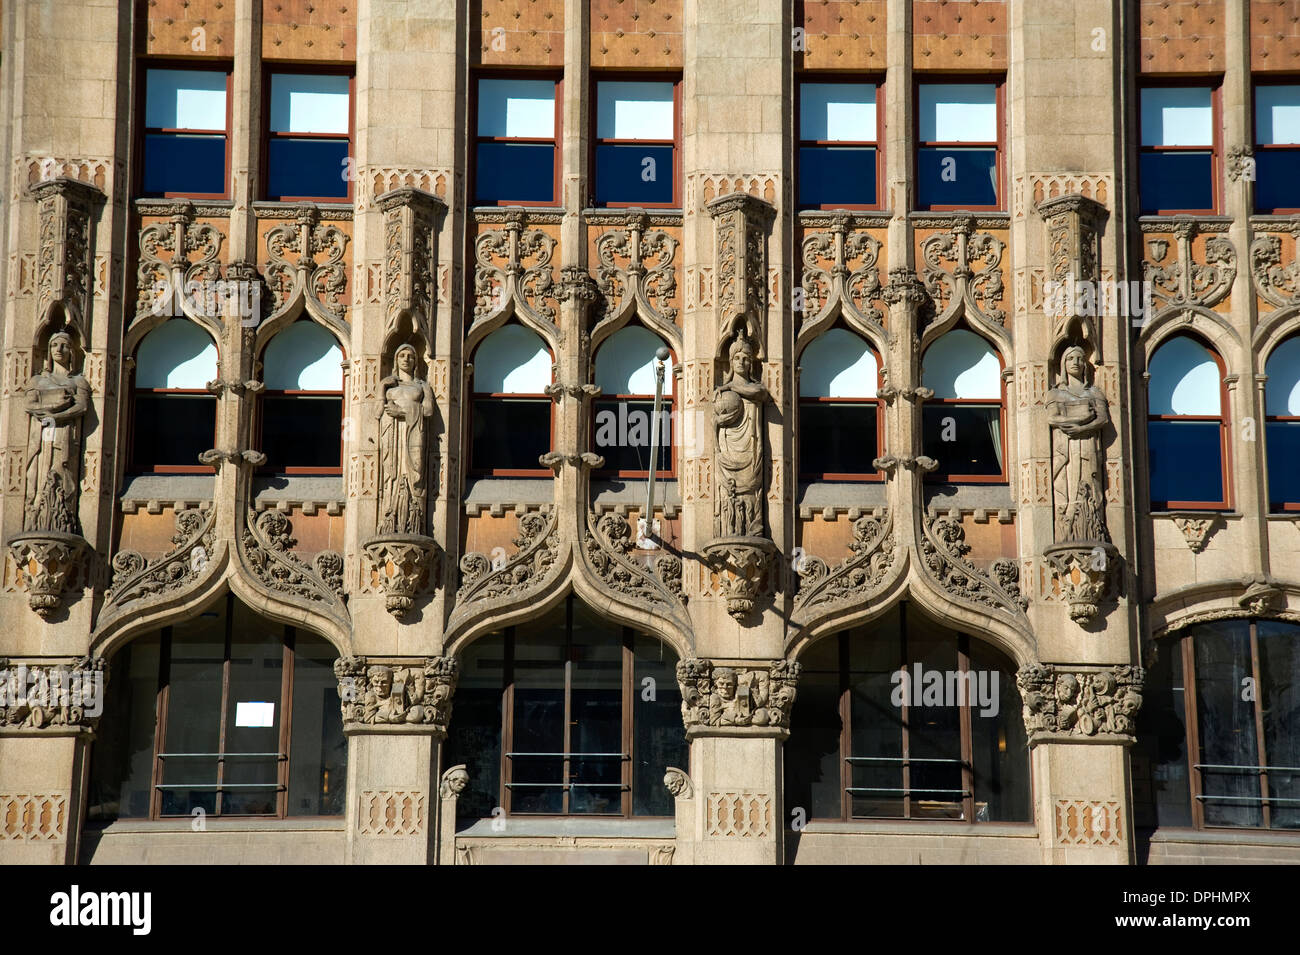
[872,455,899,474]
[702,537,776,620]
[1171,514,1220,553]
[5,532,91,618]
[1044,542,1119,625]
[903,455,939,472]
[363,534,438,617]
[676,658,801,739]
[1238,576,1281,617]
[378,187,446,341]
[663,766,693,799]
[199,448,267,469]
[1017,663,1144,746]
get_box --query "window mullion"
[215,596,233,817]
[562,600,573,816]
[1183,636,1206,829]
[1249,621,1271,829]
[900,606,911,821]
[839,632,851,821]
[150,629,173,821]
[502,631,515,816]
[958,635,975,824]
[277,628,295,820]
[621,631,633,819]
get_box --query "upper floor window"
[1266,336,1300,511]
[1147,335,1227,509]
[470,324,553,475]
[594,80,678,207]
[142,67,230,198]
[592,325,674,477]
[1254,83,1300,214]
[259,322,344,474]
[1139,85,1218,215]
[266,72,352,202]
[798,328,881,480]
[916,82,1001,210]
[798,81,881,209]
[475,77,559,205]
[130,320,218,473]
[784,603,1030,823]
[921,329,1005,481]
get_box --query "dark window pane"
[799,146,877,207]
[632,634,685,817]
[475,142,555,204]
[159,607,226,816]
[1256,150,1300,212]
[446,634,505,821]
[267,138,350,200]
[1195,621,1264,828]
[471,397,551,472]
[1132,640,1193,828]
[917,147,998,208]
[800,402,878,477]
[261,394,342,470]
[593,399,671,474]
[1139,151,1214,214]
[784,638,844,820]
[221,611,283,816]
[968,642,1030,823]
[131,394,216,470]
[509,626,566,814]
[1148,419,1223,505]
[905,629,963,819]
[568,603,623,814]
[848,608,904,818]
[594,144,674,205]
[287,634,347,816]
[922,404,1004,477]
[1258,621,1300,830]
[87,637,161,821]
[143,133,226,196]
[1267,420,1300,508]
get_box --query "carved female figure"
[713,333,769,538]
[377,344,435,536]
[23,332,91,535]
[1046,345,1110,543]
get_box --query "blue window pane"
[799,147,877,207]
[1267,420,1300,507]
[1139,151,1214,213]
[267,138,350,199]
[475,142,555,204]
[1148,419,1223,506]
[917,147,998,208]
[1256,150,1300,212]
[143,133,226,196]
[594,144,674,205]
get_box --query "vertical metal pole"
[640,346,671,548]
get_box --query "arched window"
[921,329,1005,481]
[784,603,1030,823]
[130,320,219,472]
[1265,336,1300,510]
[1133,619,1300,831]
[444,595,687,819]
[1147,335,1228,509]
[470,324,553,475]
[592,325,674,477]
[259,322,344,473]
[798,328,881,480]
[86,594,347,820]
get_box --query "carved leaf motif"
[239,510,349,617]
[581,513,687,619]
[454,509,562,608]
[1250,233,1300,309]
[101,508,216,617]
[793,512,897,620]
[920,514,1028,617]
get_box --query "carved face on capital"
[369,667,394,698]
[716,670,737,700]
[395,346,417,376]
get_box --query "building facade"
[1,0,1299,865]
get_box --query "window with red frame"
[129,320,219,473]
[266,72,352,202]
[1147,335,1229,509]
[258,322,344,474]
[916,81,1002,211]
[920,329,1005,482]
[1265,336,1300,510]
[469,324,554,475]
[1255,83,1300,214]
[1139,85,1219,215]
[592,325,674,477]
[798,328,882,480]
[593,79,678,207]
[475,77,560,205]
[798,80,882,209]
[142,66,231,198]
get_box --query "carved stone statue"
[378,344,435,536]
[1046,345,1109,543]
[712,332,769,539]
[23,332,90,535]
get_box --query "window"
[1147,335,1228,509]
[921,329,1005,481]
[592,326,674,477]
[130,320,218,473]
[798,328,882,480]
[266,72,352,201]
[1139,85,1218,215]
[469,324,553,474]
[593,79,678,207]
[141,67,230,198]
[259,322,344,473]
[86,595,347,821]
[798,81,881,209]
[1255,84,1300,213]
[916,82,1001,210]
[475,77,559,205]
[444,595,687,819]
[1133,619,1300,832]
[1266,337,1300,510]
[784,604,1030,823]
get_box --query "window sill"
[85,817,346,834]
[796,819,1037,838]
[455,817,675,839]
[1143,826,1300,848]
[463,475,555,512]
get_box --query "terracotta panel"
[798,0,887,71]
[1139,0,1225,74]
[913,0,1007,72]
[144,0,235,58]
[263,0,357,62]
[1251,0,1300,72]
[591,0,682,68]
[473,0,564,67]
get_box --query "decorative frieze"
[582,513,687,623]
[454,509,562,618]
[799,213,884,337]
[1144,218,1236,316]
[919,216,1007,329]
[357,790,426,836]
[471,211,558,335]
[1017,664,1145,744]
[592,211,679,347]
[705,791,772,838]
[263,205,351,334]
[0,793,68,840]
[239,510,348,623]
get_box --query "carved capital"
[363,534,436,617]
[0,655,106,732]
[6,532,90,618]
[1017,663,1144,745]
[702,536,775,620]
[676,658,800,737]
[335,655,458,736]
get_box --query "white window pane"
[478,79,556,138]
[1141,87,1212,146]
[136,320,218,389]
[1257,86,1300,145]
[595,326,674,395]
[146,69,227,130]
[799,328,878,397]
[234,701,275,728]
[597,82,674,140]
[270,74,350,134]
[474,325,552,393]
[800,84,877,142]
[922,329,1001,399]
[263,323,343,390]
[920,84,997,142]
[1148,336,1221,415]
[1266,337,1300,416]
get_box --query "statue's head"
[394,344,418,376]
[47,332,75,372]
[1059,345,1089,384]
[727,332,755,381]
